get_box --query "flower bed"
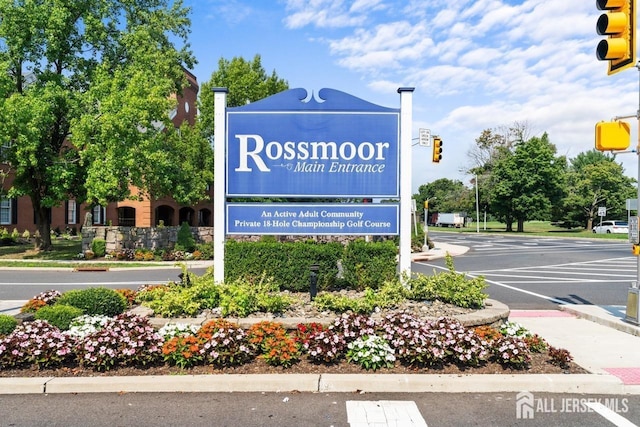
[0,312,582,376]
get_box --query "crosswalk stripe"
[346,401,427,427]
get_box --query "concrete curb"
[559,305,640,337]
[1,373,634,395]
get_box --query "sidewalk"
[3,243,640,394]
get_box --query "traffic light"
[597,0,636,75]
[595,120,631,151]
[432,137,442,163]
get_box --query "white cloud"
[283,0,382,29]
[276,0,639,184]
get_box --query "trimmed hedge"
[34,305,84,330]
[55,287,127,317]
[224,239,397,291]
[0,314,18,335]
[225,240,343,292]
[341,239,397,290]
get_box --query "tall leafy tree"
[0,0,208,250]
[465,122,532,221]
[413,178,474,221]
[198,54,289,142]
[488,133,567,232]
[560,150,635,229]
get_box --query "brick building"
[0,69,213,234]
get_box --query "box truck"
[435,213,465,228]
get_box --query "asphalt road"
[0,233,633,311]
[0,265,209,300]
[1,392,638,426]
[415,232,634,309]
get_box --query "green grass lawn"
[0,238,163,268]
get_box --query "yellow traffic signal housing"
[597,0,636,75]
[633,244,640,255]
[432,137,443,163]
[595,121,631,151]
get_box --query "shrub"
[494,336,531,369]
[115,288,137,306]
[346,335,396,371]
[33,289,62,305]
[198,325,255,367]
[0,314,18,336]
[261,335,300,368]
[143,290,201,318]
[135,284,170,302]
[379,312,446,367]
[217,275,289,318]
[75,312,163,371]
[56,287,127,317]
[135,270,220,318]
[293,322,326,348]
[162,335,203,368]
[548,346,573,369]
[174,222,196,252]
[158,322,200,339]
[0,320,75,369]
[329,313,377,343]
[197,319,239,341]
[303,328,346,364]
[65,315,111,339]
[500,321,530,338]
[341,239,398,290]
[224,240,342,292]
[524,334,548,353]
[20,299,47,313]
[408,255,487,308]
[247,322,300,368]
[247,321,288,351]
[34,305,84,330]
[91,238,106,257]
[473,325,503,344]
[312,291,375,314]
[194,242,213,259]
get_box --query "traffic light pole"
[625,63,640,324]
[636,62,640,293]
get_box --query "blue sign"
[227,204,399,235]
[226,88,399,198]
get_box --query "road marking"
[468,276,569,305]
[346,401,427,427]
[584,402,638,427]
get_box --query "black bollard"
[309,264,319,300]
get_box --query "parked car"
[592,220,628,234]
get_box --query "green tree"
[488,133,567,232]
[560,150,635,230]
[0,0,209,250]
[465,123,531,222]
[198,54,289,142]
[413,178,474,221]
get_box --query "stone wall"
[82,226,394,252]
[81,226,213,252]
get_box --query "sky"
[181,0,639,192]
